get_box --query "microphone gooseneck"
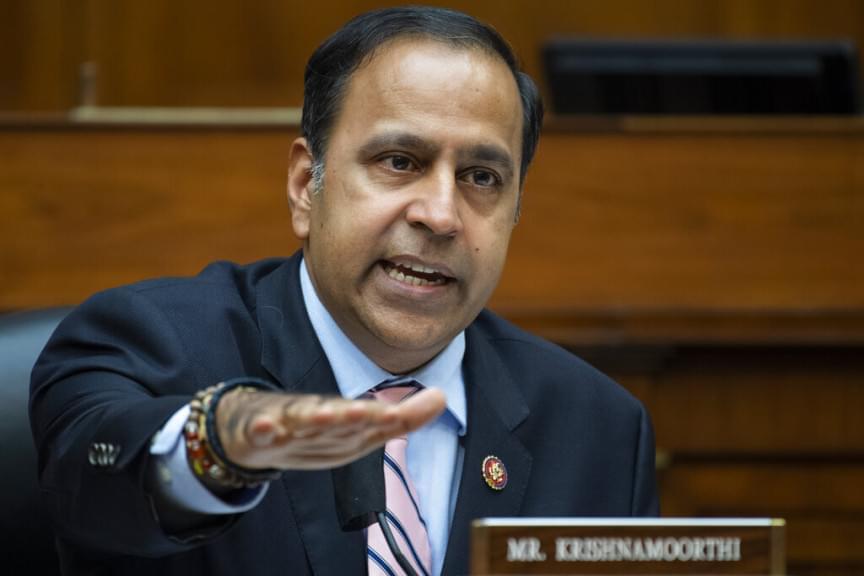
[331,445,424,575]
[376,511,419,576]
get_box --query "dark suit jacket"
[31,253,658,575]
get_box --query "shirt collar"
[299,258,466,434]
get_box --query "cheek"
[478,212,515,252]
[312,199,389,268]
[470,227,512,280]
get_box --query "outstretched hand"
[214,388,447,471]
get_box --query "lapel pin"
[482,455,508,490]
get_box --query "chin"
[371,315,455,353]
[382,327,449,352]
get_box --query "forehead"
[331,38,523,159]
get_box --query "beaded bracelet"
[185,378,282,489]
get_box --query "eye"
[464,169,501,188]
[381,154,417,172]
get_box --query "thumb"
[399,388,447,431]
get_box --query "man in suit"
[30,6,658,576]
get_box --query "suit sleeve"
[30,287,237,558]
[630,403,660,516]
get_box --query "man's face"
[289,38,523,373]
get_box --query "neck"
[366,346,441,375]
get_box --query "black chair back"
[0,308,71,575]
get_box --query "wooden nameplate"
[471,518,785,574]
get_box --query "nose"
[405,171,463,237]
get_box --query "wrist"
[185,378,282,490]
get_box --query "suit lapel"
[441,322,532,575]
[255,255,367,575]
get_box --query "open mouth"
[380,260,454,287]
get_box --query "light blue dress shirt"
[152,258,467,576]
[299,259,467,576]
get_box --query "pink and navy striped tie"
[366,382,432,576]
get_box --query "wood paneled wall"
[3,118,863,313]
[0,0,85,110]
[3,0,864,111]
[3,118,864,356]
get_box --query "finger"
[261,398,383,444]
[313,419,375,439]
[328,389,447,447]
[390,388,447,431]
[288,410,403,446]
[287,419,405,454]
[246,413,287,448]
[284,423,363,446]
[240,390,445,467]
[286,396,385,428]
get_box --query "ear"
[287,137,315,240]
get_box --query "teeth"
[403,262,438,275]
[385,262,446,286]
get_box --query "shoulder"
[71,257,290,322]
[469,308,603,380]
[120,257,287,307]
[469,309,643,413]
[36,257,296,392]
[48,257,294,360]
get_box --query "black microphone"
[331,447,419,576]
[331,447,385,531]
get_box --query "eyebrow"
[357,132,440,159]
[358,131,516,180]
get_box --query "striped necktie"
[366,382,432,576]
